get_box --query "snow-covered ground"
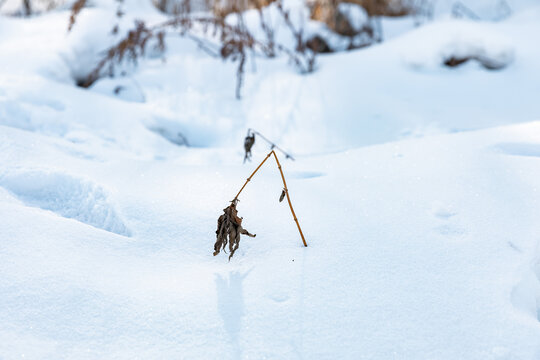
[1,0,540,358]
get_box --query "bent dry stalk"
[213,150,307,260]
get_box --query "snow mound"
[0,93,68,135]
[0,170,131,236]
[399,19,514,70]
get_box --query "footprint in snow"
[433,208,457,220]
[268,292,290,303]
[434,224,465,237]
[432,206,465,238]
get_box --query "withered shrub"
[68,0,316,99]
[2,0,62,16]
[82,21,166,88]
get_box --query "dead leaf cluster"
[214,200,256,260]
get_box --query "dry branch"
[69,0,317,96]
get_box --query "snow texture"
[0,169,131,236]
[1,0,540,359]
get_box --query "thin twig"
[185,33,221,57]
[248,128,295,161]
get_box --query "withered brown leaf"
[214,200,256,260]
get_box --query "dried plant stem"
[271,151,307,247]
[234,150,307,247]
[234,151,272,200]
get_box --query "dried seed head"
[243,133,256,163]
[279,189,286,202]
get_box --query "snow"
[1,0,540,358]
[397,19,515,69]
[0,168,131,236]
[90,77,146,103]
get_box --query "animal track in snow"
[434,224,465,237]
[432,206,464,237]
[433,208,457,220]
[0,170,130,236]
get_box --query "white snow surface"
[1,1,540,359]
